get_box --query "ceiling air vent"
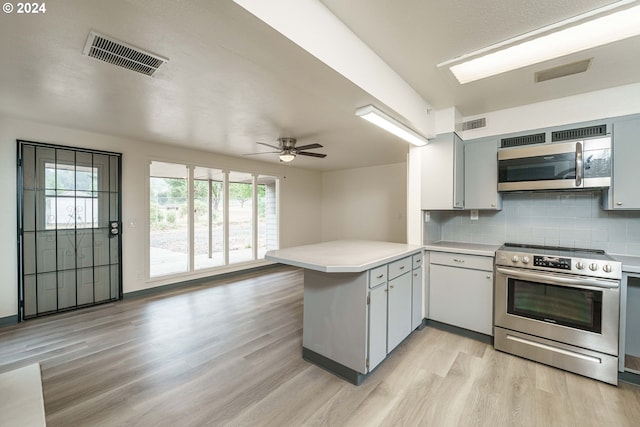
[82,31,168,76]
[535,59,592,83]
[501,133,545,148]
[462,117,486,131]
[552,124,607,142]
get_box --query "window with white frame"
[149,161,279,278]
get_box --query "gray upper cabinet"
[421,132,464,210]
[603,116,640,210]
[464,138,502,210]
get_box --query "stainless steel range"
[494,243,621,385]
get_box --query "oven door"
[495,267,619,356]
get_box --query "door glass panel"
[257,175,278,259]
[194,167,225,270]
[36,231,57,273]
[76,229,94,269]
[23,190,35,231]
[149,161,189,277]
[37,272,57,313]
[507,278,602,332]
[58,270,76,309]
[77,268,94,305]
[94,266,110,302]
[23,232,36,275]
[57,230,76,270]
[228,171,253,264]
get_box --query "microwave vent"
[551,125,607,142]
[501,133,545,148]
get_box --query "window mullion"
[223,170,229,265]
[188,165,195,272]
[252,174,258,260]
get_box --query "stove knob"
[511,256,520,263]
[589,263,598,271]
[522,256,530,264]
[603,264,613,273]
[575,262,585,270]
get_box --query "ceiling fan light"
[355,105,428,146]
[279,153,296,162]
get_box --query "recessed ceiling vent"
[82,31,168,76]
[552,124,607,142]
[501,133,545,148]
[462,117,486,131]
[535,59,592,83]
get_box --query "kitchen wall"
[0,115,323,319]
[322,162,407,243]
[424,191,640,257]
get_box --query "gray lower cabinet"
[387,271,412,352]
[368,283,388,371]
[302,252,422,383]
[621,273,640,374]
[428,251,494,336]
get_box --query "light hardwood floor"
[1,266,639,426]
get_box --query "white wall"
[460,82,640,140]
[0,115,322,319]
[321,162,407,243]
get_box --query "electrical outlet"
[470,210,479,221]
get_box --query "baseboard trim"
[619,370,640,386]
[425,319,494,345]
[302,347,368,386]
[124,263,286,299]
[0,315,19,327]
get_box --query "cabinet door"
[420,132,464,210]
[411,266,423,329]
[429,264,493,335]
[368,284,388,372]
[388,272,412,352]
[611,117,640,209]
[464,139,502,210]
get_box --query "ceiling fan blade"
[298,151,327,158]
[256,142,281,150]
[294,143,323,151]
[243,151,280,156]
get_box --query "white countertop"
[265,240,423,273]
[423,241,500,257]
[612,254,640,274]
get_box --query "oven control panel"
[533,256,571,270]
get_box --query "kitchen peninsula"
[266,240,424,384]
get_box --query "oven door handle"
[496,267,619,289]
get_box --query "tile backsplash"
[423,191,640,257]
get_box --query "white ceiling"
[1,0,639,171]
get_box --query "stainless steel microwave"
[497,137,611,191]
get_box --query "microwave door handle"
[575,142,583,187]
[496,266,619,289]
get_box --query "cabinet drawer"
[369,265,387,288]
[412,253,423,269]
[429,251,493,271]
[388,257,412,280]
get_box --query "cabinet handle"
[453,258,465,263]
[415,259,421,263]
[486,275,491,279]
[617,201,623,206]
[400,266,405,270]
[376,274,384,279]
[390,285,394,289]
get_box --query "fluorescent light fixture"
[443,2,640,84]
[355,105,428,146]
[279,153,295,162]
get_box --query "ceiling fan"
[245,137,327,162]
